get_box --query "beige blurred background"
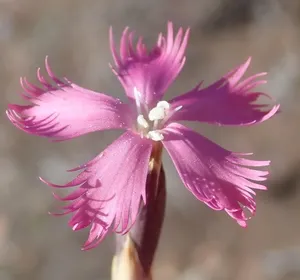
[1,0,300,279]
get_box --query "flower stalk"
[112,143,165,280]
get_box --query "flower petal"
[6,57,131,141]
[42,131,152,249]
[110,22,190,106]
[162,123,270,226]
[170,57,280,126]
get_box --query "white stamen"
[174,105,183,112]
[133,87,142,114]
[147,130,164,141]
[137,115,149,129]
[148,100,170,121]
[156,100,170,109]
[148,107,165,121]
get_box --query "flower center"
[136,100,169,141]
[133,87,182,141]
[133,88,166,141]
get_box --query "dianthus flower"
[7,22,279,250]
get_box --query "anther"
[137,115,149,129]
[156,101,170,109]
[147,130,164,141]
[148,100,170,121]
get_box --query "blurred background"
[0,0,300,279]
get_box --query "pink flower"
[7,22,279,249]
